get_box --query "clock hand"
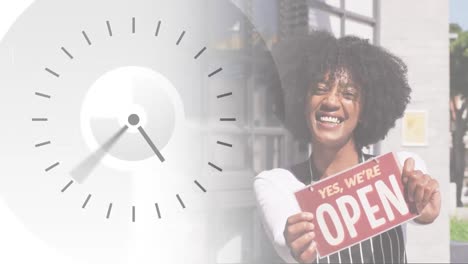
[127,114,165,162]
[70,125,129,183]
[137,126,165,162]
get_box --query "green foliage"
[451,217,468,242]
[451,23,463,34]
[450,24,468,98]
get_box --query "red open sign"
[295,152,418,257]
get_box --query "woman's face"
[306,69,362,148]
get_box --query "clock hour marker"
[208,162,222,172]
[176,30,185,45]
[208,67,222,77]
[194,180,207,193]
[216,141,232,148]
[155,20,161,36]
[61,180,74,193]
[61,47,74,59]
[35,92,51,99]
[82,30,92,45]
[32,118,48,122]
[155,203,161,219]
[106,21,113,37]
[45,162,60,172]
[45,68,60,78]
[176,194,185,209]
[35,141,51,148]
[82,194,92,209]
[194,47,206,59]
[106,203,113,219]
[132,17,136,34]
[220,118,236,122]
[132,206,136,222]
[217,92,232,99]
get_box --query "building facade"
[212,0,450,263]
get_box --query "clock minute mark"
[155,20,161,36]
[217,92,232,99]
[61,47,74,59]
[82,30,92,45]
[61,180,74,193]
[176,194,185,209]
[45,162,60,172]
[106,203,113,219]
[32,118,48,122]
[132,206,136,222]
[155,203,161,219]
[194,180,207,193]
[106,21,113,37]
[176,30,185,45]
[35,92,51,99]
[208,67,223,78]
[132,17,136,34]
[194,47,207,59]
[220,117,236,122]
[45,68,60,78]
[35,141,51,148]
[208,162,222,172]
[82,194,92,209]
[217,141,232,148]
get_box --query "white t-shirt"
[253,151,427,263]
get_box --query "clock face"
[0,0,280,262]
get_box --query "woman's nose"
[322,89,340,108]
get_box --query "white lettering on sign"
[376,174,409,221]
[336,195,361,239]
[316,203,344,246]
[316,175,408,246]
[357,185,385,229]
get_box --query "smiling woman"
[275,31,412,151]
[254,31,441,264]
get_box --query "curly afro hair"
[272,31,411,149]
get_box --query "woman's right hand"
[283,212,317,263]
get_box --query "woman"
[254,31,441,263]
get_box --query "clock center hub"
[128,114,140,126]
[80,66,185,164]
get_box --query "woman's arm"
[253,169,303,263]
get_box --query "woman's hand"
[402,158,441,224]
[283,212,317,263]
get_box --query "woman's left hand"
[402,158,441,224]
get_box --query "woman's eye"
[342,89,358,100]
[315,84,328,93]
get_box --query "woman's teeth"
[319,116,342,124]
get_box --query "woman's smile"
[315,111,345,129]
